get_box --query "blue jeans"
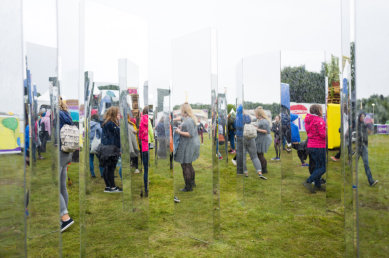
[306,148,326,187]
[89,153,103,177]
[229,131,235,150]
[142,151,149,193]
[358,145,374,185]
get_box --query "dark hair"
[91,114,99,121]
[142,106,149,115]
[310,104,322,116]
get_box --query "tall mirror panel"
[58,0,82,256]
[80,1,149,255]
[355,0,389,255]
[0,1,26,257]
[172,28,216,243]
[23,0,61,255]
[241,53,281,211]
[280,51,327,214]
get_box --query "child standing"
[139,107,150,197]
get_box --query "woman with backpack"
[235,104,266,179]
[101,106,122,193]
[59,97,75,232]
[89,111,103,178]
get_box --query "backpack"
[243,123,257,140]
[60,124,79,152]
[90,132,101,154]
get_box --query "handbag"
[243,123,257,140]
[90,132,101,154]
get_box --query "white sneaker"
[134,169,140,174]
[231,159,237,166]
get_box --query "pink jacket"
[304,113,326,149]
[139,114,149,152]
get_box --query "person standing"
[198,121,205,144]
[89,112,103,178]
[174,103,200,192]
[271,115,281,160]
[303,105,326,193]
[357,112,378,186]
[227,112,236,154]
[139,107,150,197]
[254,107,272,174]
[235,105,266,179]
[59,97,75,232]
[101,106,122,193]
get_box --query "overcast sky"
[18,0,389,110]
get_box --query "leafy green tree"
[281,65,326,104]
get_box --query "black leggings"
[181,163,195,190]
[103,157,118,188]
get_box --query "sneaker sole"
[61,220,74,233]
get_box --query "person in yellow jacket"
[128,115,140,173]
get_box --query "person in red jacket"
[139,107,149,197]
[303,104,326,193]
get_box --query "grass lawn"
[2,133,388,257]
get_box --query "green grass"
[1,133,389,257]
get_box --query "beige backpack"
[60,124,79,152]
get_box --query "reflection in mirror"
[81,1,149,255]
[172,29,215,242]
[355,0,389,255]
[241,53,281,212]
[235,60,244,205]
[281,51,327,214]
[23,0,61,255]
[0,1,25,256]
[325,54,343,211]
[57,0,82,255]
[341,0,356,255]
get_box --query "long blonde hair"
[59,97,68,111]
[255,106,271,123]
[180,103,197,123]
[103,106,120,126]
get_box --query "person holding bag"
[235,105,266,179]
[100,106,122,193]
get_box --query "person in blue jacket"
[291,113,308,167]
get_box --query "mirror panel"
[171,28,216,243]
[280,51,327,214]
[0,1,26,256]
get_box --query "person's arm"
[318,120,326,139]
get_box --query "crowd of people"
[25,97,380,234]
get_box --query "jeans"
[142,151,149,193]
[60,151,72,217]
[236,136,262,174]
[229,131,235,150]
[306,148,326,187]
[89,153,103,177]
[358,145,374,185]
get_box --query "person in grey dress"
[174,103,200,192]
[255,107,273,174]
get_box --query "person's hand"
[176,128,181,134]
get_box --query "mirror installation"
[0,0,388,257]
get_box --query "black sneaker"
[174,196,180,203]
[180,187,192,192]
[303,182,316,194]
[104,187,111,193]
[110,187,122,193]
[61,218,74,233]
[258,174,268,180]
